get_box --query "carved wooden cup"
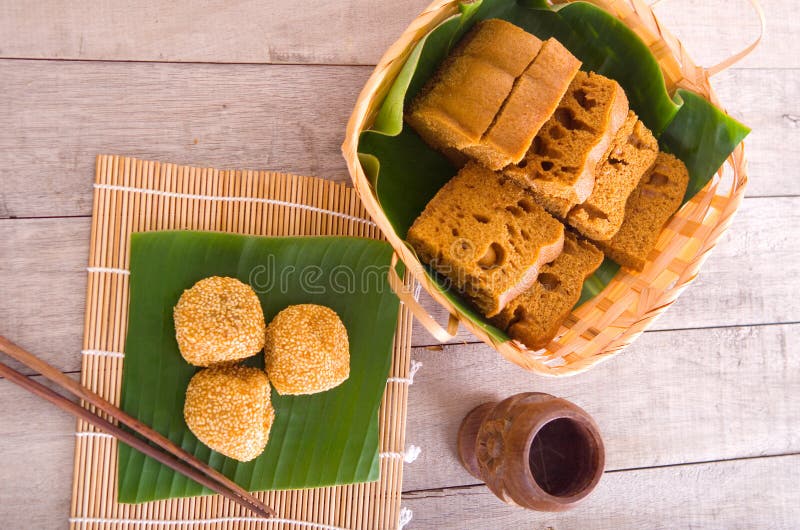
[457,392,604,511]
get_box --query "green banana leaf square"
[117,231,400,503]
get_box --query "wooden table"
[1,1,798,528]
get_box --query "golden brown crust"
[174,276,266,367]
[407,162,564,317]
[406,56,517,149]
[405,19,542,154]
[184,365,275,462]
[457,19,543,76]
[463,38,580,170]
[265,304,350,395]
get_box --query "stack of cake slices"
[405,18,690,350]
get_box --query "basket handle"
[388,252,459,343]
[653,0,765,77]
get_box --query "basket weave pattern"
[343,0,753,376]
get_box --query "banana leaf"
[118,231,400,502]
[358,0,749,337]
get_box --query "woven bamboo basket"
[342,0,763,376]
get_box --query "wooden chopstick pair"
[0,335,276,519]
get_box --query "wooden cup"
[457,392,604,511]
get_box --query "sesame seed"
[184,365,275,462]
[264,304,350,395]
[174,276,266,367]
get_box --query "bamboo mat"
[69,155,415,530]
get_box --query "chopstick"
[0,335,276,518]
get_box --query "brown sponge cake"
[407,55,516,151]
[596,152,690,271]
[462,38,581,170]
[505,71,629,208]
[493,232,604,350]
[526,191,573,219]
[455,18,542,74]
[405,19,542,154]
[566,112,659,240]
[407,162,565,317]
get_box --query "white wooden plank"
[0,60,370,219]
[0,374,76,530]
[2,195,799,369]
[0,218,89,374]
[0,0,793,70]
[402,323,800,492]
[711,67,800,199]
[403,454,800,529]
[0,60,797,220]
[652,0,783,71]
[0,0,424,65]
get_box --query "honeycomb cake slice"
[505,71,629,207]
[524,190,573,219]
[521,114,657,223]
[493,232,604,350]
[566,112,659,240]
[595,152,690,271]
[462,38,581,170]
[407,162,565,318]
[406,19,543,155]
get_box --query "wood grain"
[403,323,800,491]
[0,61,798,220]
[404,454,800,529]
[0,217,89,373]
[0,0,424,65]
[651,0,782,70]
[2,195,799,370]
[0,60,370,219]
[712,67,800,198]
[0,0,791,70]
[0,373,76,530]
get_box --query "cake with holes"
[406,162,564,318]
[505,71,630,213]
[550,111,660,240]
[404,19,692,350]
[595,152,689,271]
[492,232,604,349]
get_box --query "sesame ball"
[184,365,275,462]
[265,304,350,395]
[174,276,266,367]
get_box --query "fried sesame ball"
[174,276,266,367]
[265,304,350,395]
[184,365,275,462]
